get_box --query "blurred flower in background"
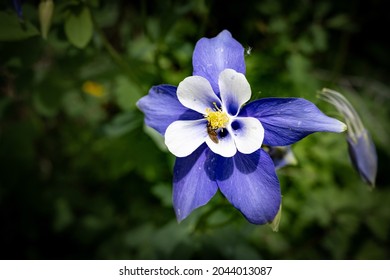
[82,81,105,98]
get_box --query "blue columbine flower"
[137,30,346,225]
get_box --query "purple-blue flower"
[137,30,346,225]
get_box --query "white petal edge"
[228,117,264,154]
[219,69,251,116]
[177,75,221,114]
[165,119,208,157]
[206,131,237,157]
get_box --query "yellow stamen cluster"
[205,103,229,129]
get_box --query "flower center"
[205,102,229,129]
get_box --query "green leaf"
[33,88,62,117]
[64,7,93,48]
[326,14,355,31]
[102,112,140,137]
[311,24,327,51]
[151,183,172,207]
[0,11,39,41]
[39,0,54,40]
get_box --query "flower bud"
[319,88,377,187]
[347,129,377,187]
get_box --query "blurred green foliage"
[0,0,389,259]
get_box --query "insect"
[207,123,219,144]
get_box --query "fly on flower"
[137,30,346,225]
[206,122,219,144]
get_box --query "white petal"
[177,76,221,114]
[165,119,208,157]
[219,69,251,116]
[228,117,264,154]
[206,131,237,157]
